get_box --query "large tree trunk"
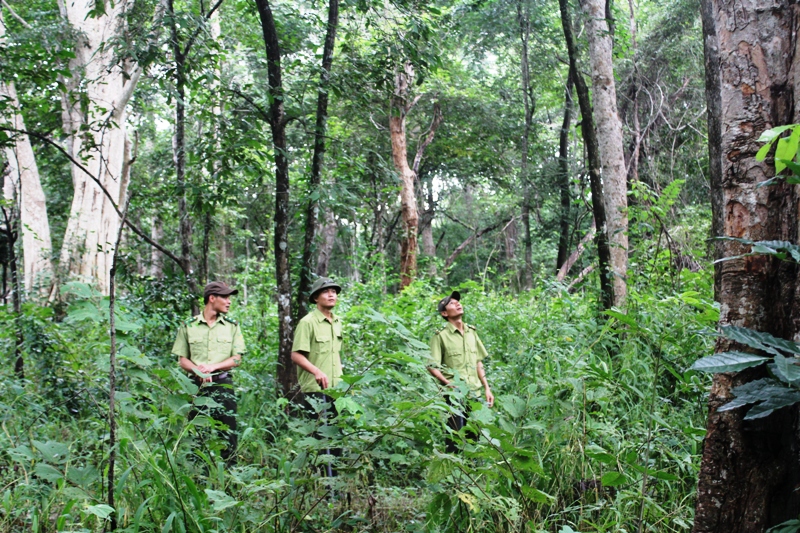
[517,0,534,290]
[57,0,142,294]
[558,0,613,309]
[694,2,800,531]
[556,73,574,272]
[580,0,628,308]
[0,13,53,297]
[390,62,419,289]
[296,0,339,321]
[255,0,296,397]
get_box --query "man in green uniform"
[172,281,245,465]
[291,277,343,475]
[428,290,494,452]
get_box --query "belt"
[192,372,230,383]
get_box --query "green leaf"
[6,445,35,463]
[161,511,176,533]
[756,142,773,161]
[585,444,616,465]
[774,355,800,383]
[334,396,363,415]
[34,463,64,482]
[600,471,627,487]
[718,378,800,419]
[722,326,800,355]
[690,351,769,373]
[204,489,240,511]
[85,504,115,520]
[33,440,70,464]
[757,125,795,143]
[520,485,555,503]
[500,395,526,419]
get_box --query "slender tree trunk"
[296,0,339,321]
[558,0,614,309]
[167,0,200,311]
[556,73,574,271]
[694,2,800,531]
[559,0,613,309]
[517,0,534,290]
[106,194,129,532]
[255,0,296,397]
[580,0,628,307]
[390,62,419,288]
[0,12,53,297]
[150,217,163,278]
[57,0,142,294]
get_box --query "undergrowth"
[0,259,715,532]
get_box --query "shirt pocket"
[444,345,466,368]
[315,331,332,354]
[216,336,233,357]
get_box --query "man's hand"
[196,363,216,383]
[485,387,495,408]
[313,369,329,389]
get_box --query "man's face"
[209,294,232,314]
[441,298,463,320]
[315,288,338,309]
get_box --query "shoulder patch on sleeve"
[226,316,238,325]
[468,324,477,330]
[184,316,197,325]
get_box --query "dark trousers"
[295,392,341,476]
[190,374,237,465]
[446,396,478,454]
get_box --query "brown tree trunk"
[296,0,339,320]
[390,62,419,289]
[255,0,296,397]
[580,0,628,308]
[693,2,800,531]
[559,0,613,309]
[556,73,574,271]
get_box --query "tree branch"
[0,127,185,270]
[445,217,511,269]
[412,101,443,175]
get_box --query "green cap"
[309,277,342,302]
[437,290,461,314]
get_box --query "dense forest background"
[3,0,796,531]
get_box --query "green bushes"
[0,266,714,532]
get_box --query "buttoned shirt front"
[292,309,343,393]
[429,322,488,393]
[172,314,246,366]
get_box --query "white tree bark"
[57,0,143,294]
[581,0,628,307]
[0,11,54,297]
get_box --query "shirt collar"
[197,313,227,325]
[312,308,338,323]
[445,321,467,334]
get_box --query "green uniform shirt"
[429,322,488,393]
[292,309,343,393]
[172,314,246,366]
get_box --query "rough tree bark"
[254,0,296,397]
[517,0,535,290]
[389,64,442,288]
[580,0,628,308]
[558,0,613,309]
[694,2,800,531]
[296,0,339,321]
[556,72,574,272]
